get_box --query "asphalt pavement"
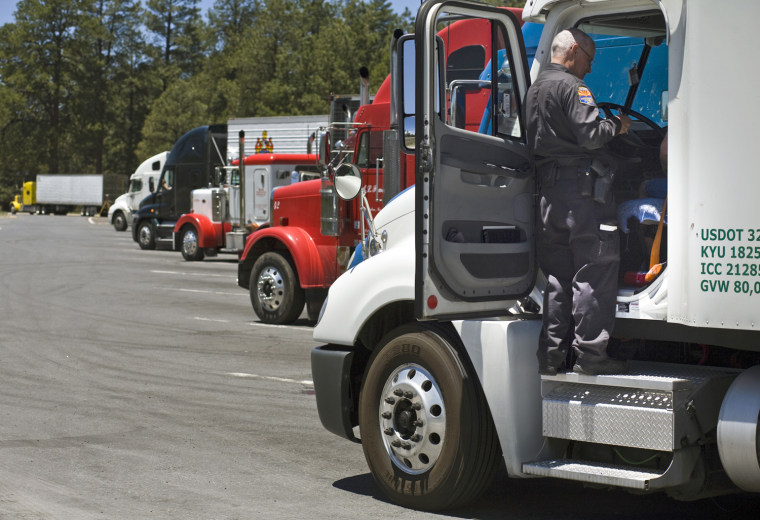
[0,213,757,519]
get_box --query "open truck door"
[412,0,534,320]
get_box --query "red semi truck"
[172,152,319,261]
[236,9,524,325]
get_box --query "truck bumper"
[310,345,359,443]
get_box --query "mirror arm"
[359,188,381,256]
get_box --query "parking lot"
[0,213,757,519]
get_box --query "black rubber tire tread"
[358,323,501,511]
[112,211,127,232]
[249,252,305,324]
[137,221,156,250]
[180,226,204,261]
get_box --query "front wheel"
[359,325,501,511]
[137,221,156,250]
[112,211,127,232]
[180,226,204,261]
[249,252,305,324]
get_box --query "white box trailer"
[35,174,112,215]
[226,115,327,160]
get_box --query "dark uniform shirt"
[525,62,620,161]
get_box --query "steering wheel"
[597,102,666,149]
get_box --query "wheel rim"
[114,214,125,228]
[256,265,285,312]
[139,225,152,246]
[182,229,199,257]
[379,363,446,475]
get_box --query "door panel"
[415,0,533,320]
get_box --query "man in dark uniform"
[525,28,631,375]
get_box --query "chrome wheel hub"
[379,363,446,474]
[138,225,152,246]
[182,230,199,257]
[256,266,284,312]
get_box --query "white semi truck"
[311,0,760,511]
[108,152,168,231]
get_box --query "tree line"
[0,0,415,205]
[0,0,523,207]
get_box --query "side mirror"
[317,131,331,167]
[334,163,363,201]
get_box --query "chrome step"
[523,459,662,490]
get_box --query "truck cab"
[108,151,167,231]
[173,153,319,261]
[235,116,393,325]
[311,0,760,511]
[132,125,227,249]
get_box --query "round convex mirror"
[334,163,363,200]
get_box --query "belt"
[537,162,585,181]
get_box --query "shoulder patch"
[577,86,595,106]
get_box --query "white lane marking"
[247,321,304,330]
[151,269,234,279]
[174,288,247,296]
[227,372,313,385]
[194,316,230,323]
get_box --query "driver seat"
[618,179,667,287]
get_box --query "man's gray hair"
[551,28,593,58]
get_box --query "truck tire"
[358,324,501,511]
[305,289,328,324]
[137,221,156,250]
[112,211,127,232]
[249,252,305,324]
[180,226,205,261]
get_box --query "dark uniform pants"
[537,164,620,369]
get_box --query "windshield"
[579,11,668,126]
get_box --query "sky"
[0,0,425,26]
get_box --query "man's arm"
[565,85,630,149]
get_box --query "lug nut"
[402,443,411,450]
[384,397,396,404]
[391,440,402,448]
[411,435,422,442]
[413,420,424,427]
[412,403,422,410]
[393,389,404,396]
[381,412,392,419]
[404,391,414,399]
[384,428,394,436]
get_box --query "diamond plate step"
[540,362,738,451]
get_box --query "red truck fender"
[241,226,331,288]
[174,213,222,249]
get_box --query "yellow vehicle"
[9,181,36,214]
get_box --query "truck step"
[522,459,662,490]
[540,362,737,451]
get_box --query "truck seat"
[617,197,666,234]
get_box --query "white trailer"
[311,0,760,512]
[226,115,327,160]
[35,174,115,215]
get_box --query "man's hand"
[617,114,632,134]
